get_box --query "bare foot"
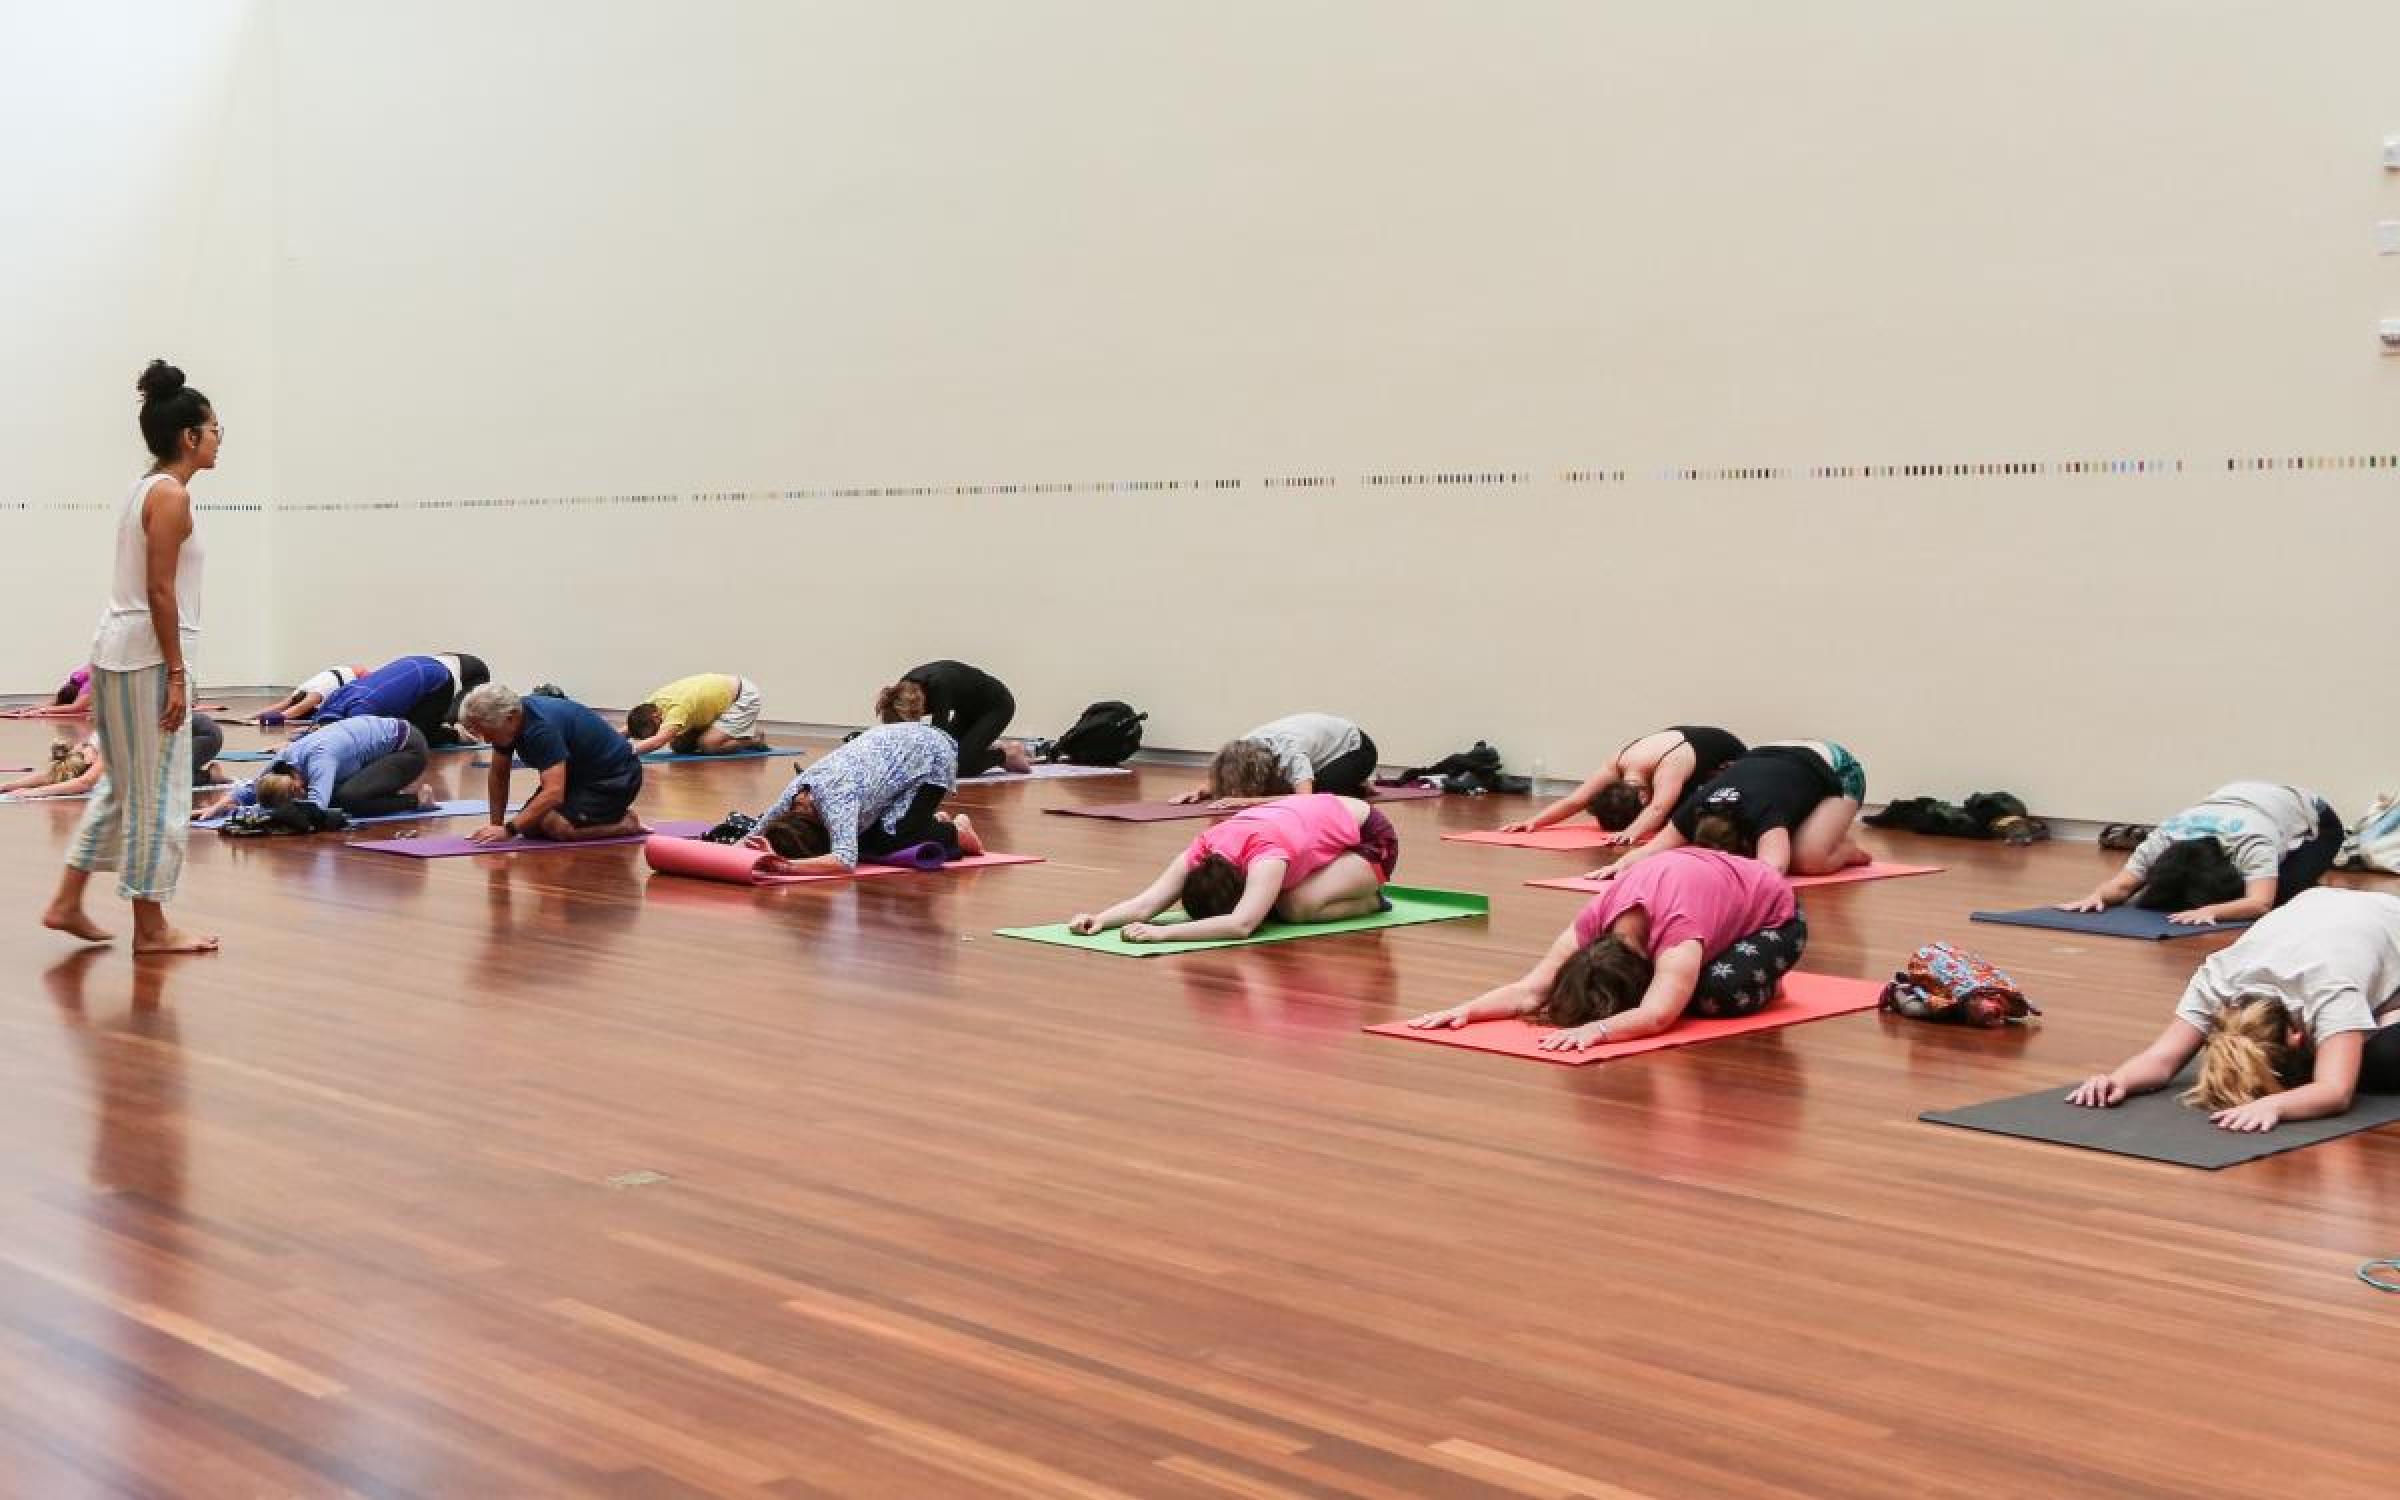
[42,904,114,943]
[132,927,219,955]
[999,741,1033,775]
[948,813,986,856]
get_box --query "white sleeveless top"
[89,472,205,670]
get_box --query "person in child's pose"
[1171,712,1379,809]
[2056,781,2342,928]
[2069,887,2400,1131]
[1409,846,1803,1050]
[1498,725,1746,845]
[1579,740,1870,881]
[1069,792,1398,943]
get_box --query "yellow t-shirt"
[646,673,738,734]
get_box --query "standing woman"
[40,361,219,954]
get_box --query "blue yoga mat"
[1970,905,2253,942]
[214,749,283,763]
[196,797,505,829]
[639,746,796,763]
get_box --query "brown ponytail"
[2182,995,2301,1110]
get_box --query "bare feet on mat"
[133,926,218,955]
[42,904,114,943]
[943,812,985,856]
[998,741,1033,775]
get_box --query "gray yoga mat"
[1921,1071,2400,1168]
[1969,904,2252,942]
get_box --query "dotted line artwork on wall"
[2226,454,2400,471]
[38,452,2372,521]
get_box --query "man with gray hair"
[459,684,645,843]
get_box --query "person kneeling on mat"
[196,714,433,822]
[2056,780,2341,928]
[2069,887,2400,1132]
[1069,792,1397,944]
[1583,739,1871,882]
[1499,724,1747,846]
[1410,846,1804,1052]
[460,684,645,843]
[747,721,980,873]
[624,672,768,756]
[876,660,1030,776]
[1171,712,1380,809]
[308,652,489,746]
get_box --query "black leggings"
[188,713,223,779]
[331,725,429,817]
[2359,1023,2400,1094]
[2274,802,2344,907]
[859,783,959,859]
[1688,910,1810,1019]
[1313,732,1380,796]
[940,685,1017,778]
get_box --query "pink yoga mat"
[347,819,713,857]
[1364,972,1885,1065]
[1526,861,1942,895]
[643,835,1042,885]
[1443,826,1641,851]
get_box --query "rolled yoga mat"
[1364,972,1885,1066]
[1920,1070,2400,1168]
[1969,904,2250,942]
[642,835,1042,885]
[996,886,1488,956]
[347,819,714,857]
[1528,861,1942,895]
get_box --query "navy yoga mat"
[1922,1072,2400,1168]
[1970,905,2252,942]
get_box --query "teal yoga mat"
[996,885,1488,956]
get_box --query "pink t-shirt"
[1571,847,1795,956]
[1187,794,1364,892]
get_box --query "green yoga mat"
[995,885,1488,956]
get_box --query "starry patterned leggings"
[1688,910,1809,1019]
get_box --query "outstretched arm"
[2211,1030,2366,1132]
[2170,876,2276,928]
[1500,759,1622,834]
[2067,1017,2204,1107]
[1581,823,1687,881]
[2060,864,2145,913]
[1410,922,1584,1028]
[1069,853,1190,934]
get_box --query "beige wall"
[26,3,2400,819]
[0,3,280,690]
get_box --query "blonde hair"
[875,681,927,724]
[254,768,307,809]
[2183,995,2300,1111]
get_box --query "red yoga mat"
[642,835,1041,885]
[1443,826,1639,851]
[1364,972,1884,1065]
[1526,861,1942,895]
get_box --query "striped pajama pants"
[66,664,193,902]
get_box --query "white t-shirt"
[2174,888,2400,1044]
[89,473,204,670]
[1243,712,1365,787]
[2128,782,2326,884]
[297,666,362,700]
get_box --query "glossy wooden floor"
[3,711,2396,1498]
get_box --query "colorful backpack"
[1880,942,2039,1028]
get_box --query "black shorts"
[561,765,643,826]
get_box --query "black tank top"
[1668,725,1746,783]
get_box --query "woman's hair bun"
[136,360,187,403]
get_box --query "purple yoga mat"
[347,819,713,858]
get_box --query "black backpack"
[1049,701,1146,766]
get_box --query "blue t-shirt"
[514,695,638,781]
[316,655,451,722]
[232,715,409,809]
